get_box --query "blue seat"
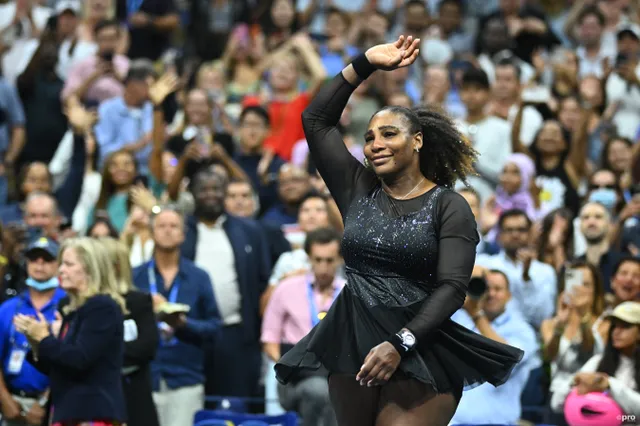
[193,410,298,426]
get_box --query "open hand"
[364,35,420,71]
[356,342,401,387]
[149,72,180,106]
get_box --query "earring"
[415,147,420,153]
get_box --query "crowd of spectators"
[0,0,639,425]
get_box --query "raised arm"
[302,36,420,214]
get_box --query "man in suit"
[182,167,271,404]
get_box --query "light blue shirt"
[450,307,538,425]
[0,78,25,156]
[476,251,557,329]
[93,96,153,175]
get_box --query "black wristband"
[351,53,377,80]
[387,333,409,357]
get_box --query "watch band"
[388,333,409,357]
[472,310,486,322]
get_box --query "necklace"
[397,177,425,200]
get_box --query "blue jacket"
[182,215,271,343]
[29,295,127,423]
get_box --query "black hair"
[495,57,522,81]
[240,106,270,127]
[461,67,490,90]
[612,256,640,277]
[577,5,606,27]
[190,165,228,193]
[16,162,53,202]
[304,227,342,255]
[406,0,427,10]
[124,62,156,84]
[438,0,464,13]
[602,136,633,172]
[487,269,510,289]
[94,19,120,37]
[537,208,574,264]
[325,5,350,25]
[376,105,478,188]
[597,325,640,390]
[87,216,119,239]
[497,208,532,230]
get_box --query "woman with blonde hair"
[14,237,127,426]
[99,237,160,426]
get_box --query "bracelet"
[351,53,377,80]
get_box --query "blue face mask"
[589,188,617,210]
[25,277,59,292]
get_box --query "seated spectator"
[477,209,557,329]
[133,207,220,426]
[0,163,51,226]
[261,227,342,426]
[450,268,538,425]
[93,64,155,174]
[543,262,606,405]
[0,236,65,426]
[61,19,130,106]
[595,257,640,343]
[262,164,312,229]
[551,301,640,420]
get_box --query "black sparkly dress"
[275,73,524,396]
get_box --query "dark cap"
[25,236,59,260]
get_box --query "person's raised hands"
[365,35,420,71]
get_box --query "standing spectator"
[224,179,259,218]
[61,19,130,106]
[574,6,616,79]
[93,65,155,174]
[15,237,128,426]
[262,228,342,426]
[16,36,67,170]
[133,207,220,426]
[181,167,271,401]
[451,268,538,425]
[477,209,557,329]
[455,67,512,202]
[0,237,65,426]
[234,106,285,216]
[125,0,179,61]
[262,164,312,229]
[0,75,26,206]
[0,0,52,85]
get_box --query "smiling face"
[612,260,640,302]
[364,109,422,179]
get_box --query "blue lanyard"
[9,298,29,349]
[307,282,340,327]
[148,261,180,346]
[127,0,144,15]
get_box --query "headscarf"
[495,153,538,220]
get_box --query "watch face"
[401,331,416,347]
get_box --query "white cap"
[55,0,81,15]
[617,22,640,40]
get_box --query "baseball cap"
[617,23,640,40]
[55,0,81,16]
[608,301,640,325]
[25,236,60,260]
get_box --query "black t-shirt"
[166,131,234,179]
[126,0,177,61]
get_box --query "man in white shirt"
[575,5,617,78]
[455,67,512,203]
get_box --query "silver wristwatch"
[396,329,417,351]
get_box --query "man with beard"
[181,167,271,405]
[578,202,624,293]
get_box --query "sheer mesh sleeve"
[405,191,479,340]
[301,73,377,216]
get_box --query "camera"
[467,276,487,300]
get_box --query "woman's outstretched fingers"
[394,35,405,48]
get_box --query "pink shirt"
[61,54,130,104]
[261,274,345,345]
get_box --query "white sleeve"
[49,130,75,191]
[607,377,640,417]
[550,354,601,413]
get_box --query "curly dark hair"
[376,105,478,188]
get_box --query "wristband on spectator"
[351,53,377,80]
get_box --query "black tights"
[328,374,460,426]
